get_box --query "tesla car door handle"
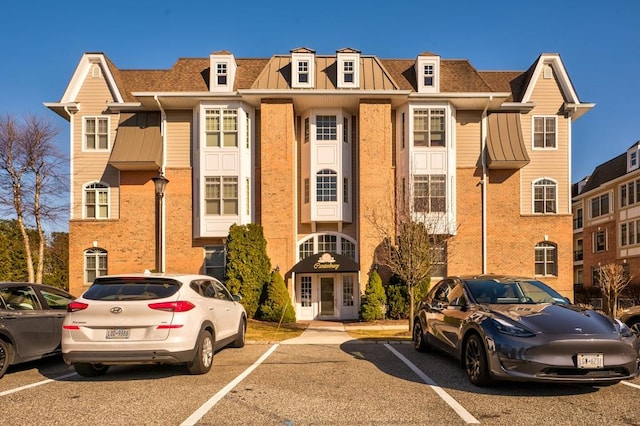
[0,315,18,320]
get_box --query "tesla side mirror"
[232,294,242,302]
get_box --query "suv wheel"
[232,318,246,348]
[187,330,214,374]
[0,340,13,379]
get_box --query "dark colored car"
[0,282,75,378]
[412,275,640,386]
[620,306,640,334]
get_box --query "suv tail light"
[67,301,89,312]
[148,301,195,312]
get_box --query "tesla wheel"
[187,330,214,375]
[628,318,640,335]
[232,317,246,348]
[413,320,430,352]
[0,340,13,379]
[74,363,109,377]
[464,334,493,387]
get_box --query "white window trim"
[296,233,358,261]
[82,181,110,220]
[531,177,558,214]
[415,56,440,93]
[84,247,107,284]
[337,53,360,88]
[593,229,608,253]
[82,116,110,152]
[589,192,612,219]
[291,53,315,89]
[531,115,558,150]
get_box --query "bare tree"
[0,113,66,283]
[368,178,455,331]
[597,263,631,318]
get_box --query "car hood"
[486,303,616,335]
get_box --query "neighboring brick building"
[572,142,640,305]
[46,48,593,320]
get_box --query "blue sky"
[1,1,638,230]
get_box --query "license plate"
[106,328,130,339]
[577,353,603,369]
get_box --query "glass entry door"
[320,277,335,316]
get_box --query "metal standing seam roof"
[485,113,530,169]
[108,112,162,170]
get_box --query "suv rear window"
[83,277,181,301]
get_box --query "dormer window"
[209,51,237,93]
[216,63,227,85]
[298,61,309,83]
[627,142,640,172]
[291,48,316,88]
[337,48,360,88]
[415,52,440,93]
[423,64,434,87]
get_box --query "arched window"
[534,242,557,276]
[297,234,357,261]
[533,178,557,214]
[84,182,109,219]
[84,248,107,283]
[316,169,337,202]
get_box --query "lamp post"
[151,173,169,273]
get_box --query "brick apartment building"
[572,142,640,304]
[46,48,593,320]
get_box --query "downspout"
[154,95,167,273]
[64,105,75,220]
[481,97,492,274]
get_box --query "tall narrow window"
[304,117,310,143]
[343,276,354,306]
[343,60,354,83]
[594,230,607,252]
[84,248,107,283]
[298,61,309,83]
[204,245,226,282]
[316,169,337,202]
[301,276,312,307]
[205,176,238,215]
[343,178,349,203]
[533,179,557,213]
[423,64,434,86]
[84,182,109,219]
[343,117,348,143]
[304,178,310,203]
[535,242,557,276]
[533,117,557,148]
[84,117,109,150]
[216,63,227,85]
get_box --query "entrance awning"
[109,112,162,170]
[486,113,530,170]
[291,252,359,274]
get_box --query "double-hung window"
[84,182,109,219]
[205,109,238,147]
[216,63,227,85]
[535,242,557,276]
[594,230,607,252]
[414,109,445,147]
[533,179,557,213]
[414,175,446,213]
[343,61,354,83]
[423,64,434,87]
[298,61,309,84]
[205,176,238,215]
[84,117,109,150]
[533,117,556,148]
[591,194,610,218]
[85,248,107,283]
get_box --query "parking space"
[0,341,639,425]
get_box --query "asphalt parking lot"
[2,336,640,425]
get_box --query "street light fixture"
[151,173,169,273]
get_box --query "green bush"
[257,269,296,323]
[359,270,387,321]
[225,224,272,318]
[386,284,408,319]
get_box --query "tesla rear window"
[82,278,181,301]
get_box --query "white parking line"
[384,344,480,424]
[622,380,640,390]
[180,343,279,426]
[0,372,77,397]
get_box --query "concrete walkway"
[282,320,409,345]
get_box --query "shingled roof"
[580,153,627,193]
[101,52,531,98]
